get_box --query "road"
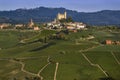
[111,52,120,65]
[54,62,59,80]
[0,56,51,79]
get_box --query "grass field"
[0,28,120,80]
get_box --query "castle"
[57,11,67,20]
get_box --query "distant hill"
[0,7,120,25]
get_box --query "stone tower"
[64,11,67,19]
[57,11,67,20]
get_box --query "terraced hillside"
[0,28,120,80]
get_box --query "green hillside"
[0,28,120,80]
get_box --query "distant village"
[0,11,86,31]
[0,11,120,45]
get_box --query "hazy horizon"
[0,0,120,12]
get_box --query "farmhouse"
[106,40,120,45]
[106,40,112,45]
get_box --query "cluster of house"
[15,19,40,30]
[46,22,86,30]
[66,22,86,30]
[0,11,86,31]
[0,19,40,30]
[106,40,120,45]
[46,11,86,31]
[0,23,11,29]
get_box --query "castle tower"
[57,11,67,20]
[64,11,67,19]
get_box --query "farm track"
[12,60,38,76]
[0,56,48,60]
[80,45,104,52]
[38,56,51,80]
[0,56,51,79]
[80,45,109,77]
[81,53,109,77]
[54,62,59,80]
[111,52,120,65]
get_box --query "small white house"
[15,24,24,27]
[76,24,86,29]
[66,26,75,30]
[34,27,40,30]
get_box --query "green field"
[0,28,120,80]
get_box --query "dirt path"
[54,62,59,80]
[81,53,93,65]
[0,56,48,61]
[81,52,109,77]
[37,63,50,80]
[111,52,120,65]
[8,56,51,79]
[80,45,104,52]
[79,45,109,77]
[10,59,38,76]
[0,56,51,79]
[19,61,38,76]
[37,56,51,80]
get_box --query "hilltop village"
[0,11,86,31]
[0,12,120,45]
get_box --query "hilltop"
[0,7,120,25]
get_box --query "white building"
[34,27,40,30]
[0,23,11,29]
[15,24,24,27]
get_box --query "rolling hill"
[0,28,120,80]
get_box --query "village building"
[0,23,11,29]
[66,22,86,30]
[34,26,40,30]
[28,19,34,28]
[15,24,24,27]
[115,41,120,45]
[66,26,75,30]
[76,23,86,29]
[106,40,112,45]
[105,40,120,45]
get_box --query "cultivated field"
[0,28,120,80]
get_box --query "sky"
[0,0,120,12]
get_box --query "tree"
[66,16,74,22]
[59,16,74,23]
